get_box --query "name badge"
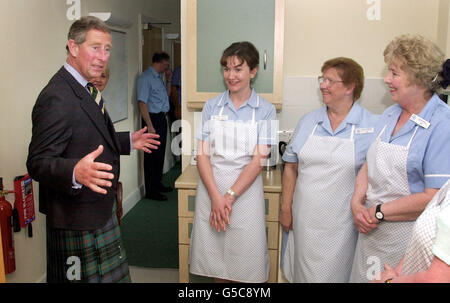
[211,115,228,121]
[410,114,430,129]
[355,127,374,134]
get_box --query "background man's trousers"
[143,112,167,194]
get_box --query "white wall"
[283,0,441,78]
[278,0,448,131]
[438,0,450,56]
[0,0,179,283]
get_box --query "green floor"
[121,163,181,268]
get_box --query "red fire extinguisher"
[0,177,15,274]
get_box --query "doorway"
[121,13,182,282]
[142,25,163,71]
[139,17,181,173]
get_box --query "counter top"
[175,165,282,193]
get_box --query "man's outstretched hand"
[132,126,160,153]
[74,145,114,194]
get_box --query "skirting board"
[122,184,146,216]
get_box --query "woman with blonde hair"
[350,34,450,283]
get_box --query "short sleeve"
[282,117,305,163]
[423,116,450,188]
[257,104,277,145]
[137,74,150,104]
[282,144,298,163]
[432,206,450,265]
[196,100,214,142]
[281,108,323,163]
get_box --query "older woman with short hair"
[280,57,378,282]
[350,34,450,283]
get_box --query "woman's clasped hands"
[210,192,234,232]
[352,204,380,234]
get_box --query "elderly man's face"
[70,29,112,81]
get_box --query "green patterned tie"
[87,82,104,114]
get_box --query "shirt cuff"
[72,170,83,189]
[130,133,134,152]
[258,138,277,146]
[424,174,450,189]
[282,151,298,163]
[195,133,210,142]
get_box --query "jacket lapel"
[104,109,122,153]
[59,67,119,154]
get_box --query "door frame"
[138,14,166,74]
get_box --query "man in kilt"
[27,16,160,283]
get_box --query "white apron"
[402,180,450,275]
[189,94,270,283]
[350,125,419,283]
[282,123,358,282]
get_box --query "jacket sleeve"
[116,131,131,155]
[26,91,81,195]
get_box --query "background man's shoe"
[158,185,173,193]
[145,192,168,201]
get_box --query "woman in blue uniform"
[189,42,277,283]
[280,57,379,282]
[350,34,450,283]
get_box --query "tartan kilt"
[46,202,131,283]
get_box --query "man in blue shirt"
[137,52,173,200]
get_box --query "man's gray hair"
[66,16,110,52]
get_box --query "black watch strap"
[375,204,384,221]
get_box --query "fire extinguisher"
[0,177,15,274]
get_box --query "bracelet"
[226,188,238,199]
[384,278,393,283]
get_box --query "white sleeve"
[432,205,450,265]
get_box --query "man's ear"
[67,39,79,57]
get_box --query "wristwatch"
[375,204,384,221]
[226,188,238,199]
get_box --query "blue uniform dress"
[363,94,450,192]
[190,89,277,282]
[350,93,450,283]
[281,102,379,282]
[137,66,170,195]
[283,102,379,174]
[196,89,277,144]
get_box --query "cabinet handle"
[264,50,267,70]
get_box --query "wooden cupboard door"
[178,189,197,218]
[264,192,280,221]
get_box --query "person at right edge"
[350,34,450,283]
